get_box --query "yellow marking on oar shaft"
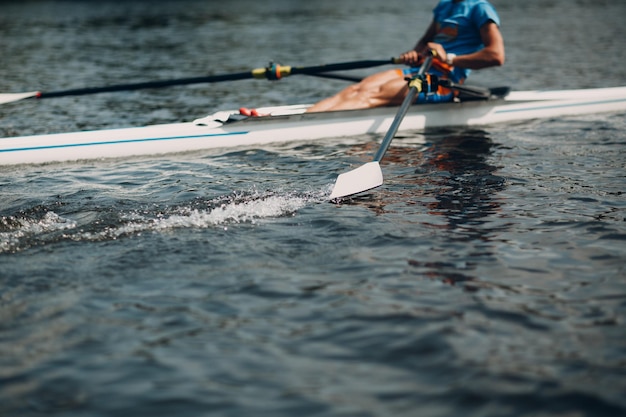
[252,68,267,79]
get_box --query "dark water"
[1,1,626,416]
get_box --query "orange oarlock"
[431,59,454,74]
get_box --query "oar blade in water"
[329,161,383,200]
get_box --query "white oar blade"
[0,91,39,105]
[329,161,383,200]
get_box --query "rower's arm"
[450,22,505,69]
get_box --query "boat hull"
[1,86,626,166]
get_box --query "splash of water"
[0,211,77,253]
[0,189,327,253]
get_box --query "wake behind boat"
[1,85,626,166]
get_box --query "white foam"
[0,211,77,253]
[81,190,324,240]
[1,190,327,251]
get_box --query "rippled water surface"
[1,1,625,416]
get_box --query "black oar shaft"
[291,59,399,75]
[37,71,256,99]
[35,58,398,100]
[373,55,433,162]
[310,73,363,82]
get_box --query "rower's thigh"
[376,75,409,105]
[360,69,403,89]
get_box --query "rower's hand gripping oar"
[0,58,402,105]
[329,52,435,200]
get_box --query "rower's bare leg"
[306,69,409,112]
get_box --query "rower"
[306,0,505,113]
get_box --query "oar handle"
[373,55,434,162]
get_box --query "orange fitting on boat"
[432,60,454,74]
[427,48,453,73]
[274,64,283,79]
[263,63,292,80]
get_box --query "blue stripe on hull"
[0,131,249,153]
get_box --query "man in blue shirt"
[306,0,505,112]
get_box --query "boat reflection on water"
[350,128,510,287]
[412,128,506,230]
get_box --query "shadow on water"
[411,128,507,234]
[342,127,509,287]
